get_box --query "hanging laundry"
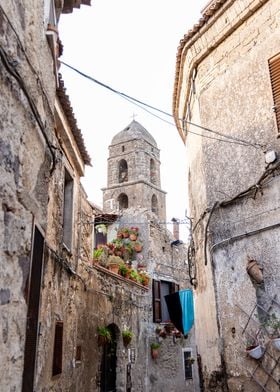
[164,289,194,335]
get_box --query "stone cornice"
[102,179,167,194]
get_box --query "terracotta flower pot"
[134,244,142,252]
[246,345,264,359]
[130,233,137,241]
[151,348,159,359]
[246,259,263,283]
[123,335,132,347]
[98,335,108,347]
[108,263,119,274]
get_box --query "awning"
[164,289,194,335]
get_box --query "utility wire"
[61,61,263,149]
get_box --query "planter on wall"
[246,259,263,283]
[246,345,264,359]
[271,338,280,350]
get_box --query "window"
[76,345,82,362]
[183,349,193,380]
[118,159,128,183]
[269,53,280,133]
[118,193,128,210]
[152,280,179,323]
[151,194,158,215]
[63,169,74,250]
[52,321,63,376]
[150,159,156,184]
[121,145,125,152]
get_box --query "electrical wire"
[61,61,263,149]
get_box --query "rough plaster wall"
[0,1,56,389]
[184,0,280,389]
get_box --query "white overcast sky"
[59,0,206,240]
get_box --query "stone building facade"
[173,0,280,390]
[0,1,96,391]
[97,122,200,391]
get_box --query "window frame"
[152,279,179,323]
[62,168,74,251]
[268,52,280,134]
[182,348,193,380]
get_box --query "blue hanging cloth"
[164,289,194,335]
[179,289,194,335]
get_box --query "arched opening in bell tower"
[150,158,156,184]
[118,193,128,210]
[151,194,158,215]
[119,159,128,183]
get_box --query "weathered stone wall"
[0,1,56,389]
[117,209,200,391]
[108,139,161,187]
[175,0,280,390]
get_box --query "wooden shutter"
[269,53,280,133]
[52,321,63,376]
[22,226,45,392]
[171,282,179,293]
[152,280,162,323]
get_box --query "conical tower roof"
[111,120,157,147]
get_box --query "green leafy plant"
[129,269,141,283]
[107,255,123,265]
[119,263,129,277]
[93,248,103,259]
[122,329,134,339]
[265,314,280,337]
[150,342,160,350]
[97,326,112,345]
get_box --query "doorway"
[100,324,118,392]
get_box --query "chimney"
[171,218,179,240]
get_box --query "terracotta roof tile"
[57,74,91,166]
[62,0,91,14]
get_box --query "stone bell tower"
[102,120,166,221]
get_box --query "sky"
[59,0,206,241]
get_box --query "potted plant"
[95,224,107,235]
[122,329,134,347]
[107,255,123,274]
[133,241,143,253]
[97,326,112,346]
[186,357,195,365]
[93,248,103,264]
[245,337,264,359]
[151,342,160,359]
[129,269,141,283]
[266,313,280,350]
[119,263,129,277]
[138,270,149,286]
[112,239,124,256]
[129,227,139,241]
[121,227,130,238]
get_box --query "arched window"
[119,159,128,183]
[118,193,128,210]
[150,159,156,184]
[151,194,158,215]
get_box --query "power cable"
[61,61,264,149]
